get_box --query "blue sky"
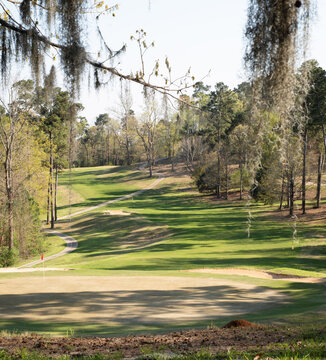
[79,0,326,123]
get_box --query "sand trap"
[103,210,131,216]
[186,268,326,283]
[0,276,285,325]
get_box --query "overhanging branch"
[0,17,201,109]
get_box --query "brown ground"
[0,324,313,358]
[0,276,285,325]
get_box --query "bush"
[192,165,218,193]
[0,247,18,267]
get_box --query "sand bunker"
[103,210,131,216]
[186,268,326,283]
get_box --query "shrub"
[0,247,18,267]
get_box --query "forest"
[1,60,326,266]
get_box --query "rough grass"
[0,325,326,359]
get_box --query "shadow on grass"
[0,283,286,334]
[0,281,325,335]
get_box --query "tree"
[244,0,314,218]
[136,93,160,177]
[229,124,250,200]
[0,80,47,259]
[95,113,109,165]
[306,62,326,208]
[115,84,137,166]
[0,80,34,249]
[203,83,242,197]
[159,97,181,172]
[35,80,83,228]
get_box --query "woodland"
[0,0,325,266]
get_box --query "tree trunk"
[149,160,153,178]
[322,124,326,157]
[50,134,55,229]
[316,153,324,208]
[279,173,285,211]
[7,189,14,250]
[4,150,14,250]
[286,175,290,209]
[239,163,243,200]
[302,128,307,214]
[216,125,221,198]
[217,154,221,198]
[55,166,58,221]
[225,161,229,200]
[46,179,50,224]
[126,139,131,165]
[289,171,294,217]
[84,143,89,166]
[106,133,110,165]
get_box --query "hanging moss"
[60,42,86,95]
[245,0,315,114]
[0,0,127,97]
[20,0,31,26]
[1,28,8,84]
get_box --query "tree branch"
[0,17,202,110]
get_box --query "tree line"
[0,75,81,266]
[0,60,325,266]
[75,60,326,215]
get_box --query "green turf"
[48,171,326,278]
[16,234,66,268]
[55,165,155,218]
[1,165,326,336]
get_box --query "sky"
[74,0,326,123]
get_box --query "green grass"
[16,234,66,267]
[55,165,154,218]
[38,165,326,330]
[1,165,326,336]
[49,173,326,278]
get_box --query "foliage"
[0,246,17,267]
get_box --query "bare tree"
[136,93,160,177]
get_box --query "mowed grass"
[46,165,326,329]
[1,165,326,336]
[16,234,66,268]
[55,165,155,218]
[49,171,326,278]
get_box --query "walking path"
[6,174,165,270]
[18,231,77,269]
[58,175,164,220]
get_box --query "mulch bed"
[0,321,302,358]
